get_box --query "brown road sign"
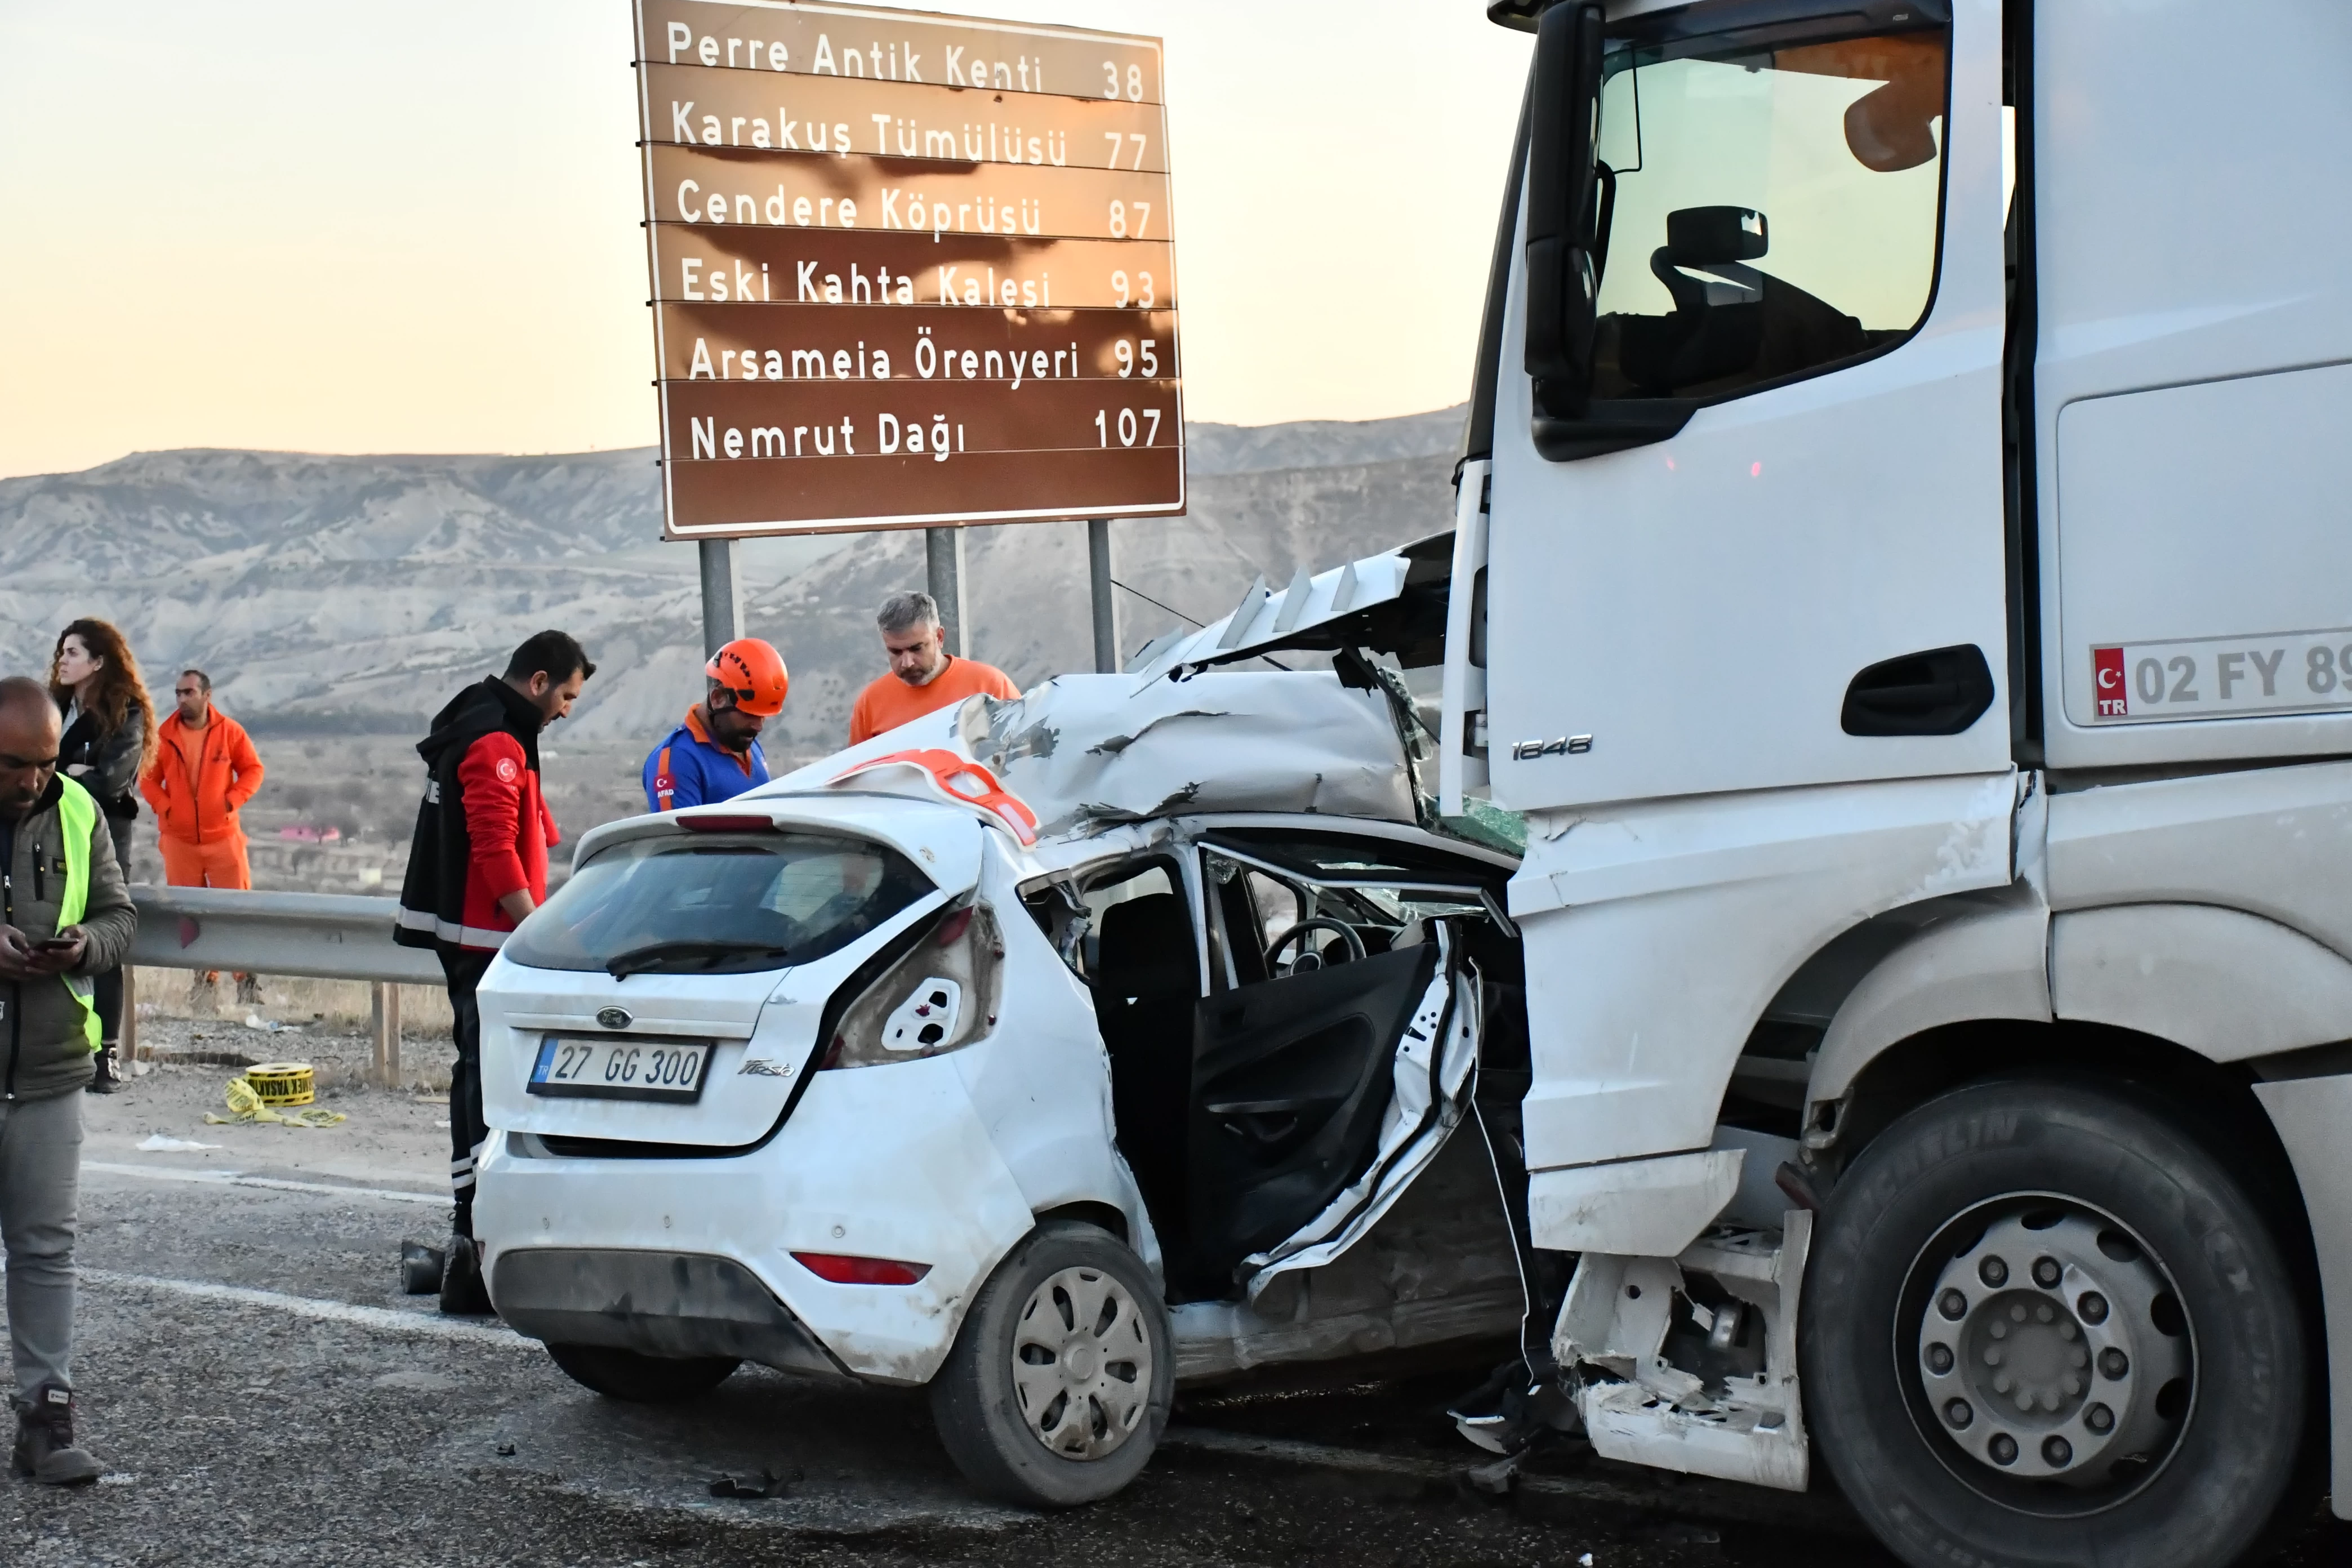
[642,63,1170,171]
[670,447,1181,534]
[648,228,1177,310]
[660,377,1179,531]
[653,303,1179,382]
[633,0,1182,537]
[649,144,1169,243]
[639,1,1163,101]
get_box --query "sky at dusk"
[0,1,1531,480]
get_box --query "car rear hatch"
[478,796,981,1148]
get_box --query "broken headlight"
[821,901,1004,1071]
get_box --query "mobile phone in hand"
[35,937,78,954]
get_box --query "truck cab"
[1442,0,2352,1561]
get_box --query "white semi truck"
[475,1,2345,1561]
[1153,0,2351,1561]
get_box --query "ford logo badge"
[595,1006,632,1031]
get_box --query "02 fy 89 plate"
[528,1036,714,1102]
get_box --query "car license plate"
[527,1036,714,1102]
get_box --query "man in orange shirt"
[847,591,1019,744]
[141,669,266,1004]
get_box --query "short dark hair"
[504,630,595,685]
[179,669,212,693]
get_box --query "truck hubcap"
[1010,1266,1153,1461]
[1910,1201,2193,1498]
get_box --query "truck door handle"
[1841,644,1995,737]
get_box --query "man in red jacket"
[395,631,593,1314]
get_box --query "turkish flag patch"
[495,757,520,783]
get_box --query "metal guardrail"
[124,885,438,1087]
[127,885,440,984]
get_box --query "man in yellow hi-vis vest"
[0,676,136,1486]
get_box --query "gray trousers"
[0,1089,82,1401]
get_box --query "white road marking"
[81,1270,532,1349]
[83,1161,446,1206]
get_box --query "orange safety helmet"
[705,638,790,717]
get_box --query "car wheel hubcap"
[1912,1202,2193,1496]
[1010,1265,1153,1460]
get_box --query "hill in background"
[0,405,1467,887]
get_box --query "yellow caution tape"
[205,1075,346,1128]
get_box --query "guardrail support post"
[371,983,402,1090]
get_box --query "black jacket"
[59,697,146,821]
[395,677,545,954]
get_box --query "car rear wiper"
[604,939,794,979]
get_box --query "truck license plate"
[527,1036,714,1102]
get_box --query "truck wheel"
[1803,1077,2311,1568]
[930,1219,1172,1507]
[544,1343,740,1403]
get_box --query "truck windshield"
[1590,22,1948,402]
[502,830,932,975]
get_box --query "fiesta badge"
[595,1006,632,1031]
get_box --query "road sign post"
[926,526,967,658]
[631,0,1184,542]
[1088,518,1119,671]
[697,536,739,653]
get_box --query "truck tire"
[930,1219,1172,1508]
[544,1343,740,1403]
[1803,1077,2311,1568]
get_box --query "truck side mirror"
[1662,206,1768,266]
[1521,1,1606,419]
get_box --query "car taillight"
[820,900,1004,1071]
[791,1252,932,1285]
[678,813,773,832]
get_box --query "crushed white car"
[472,631,1534,1504]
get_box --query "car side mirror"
[1521,1,1605,420]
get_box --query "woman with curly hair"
[48,619,156,1093]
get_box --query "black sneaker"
[439,1235,495,1316]
[12,1386,102,1486]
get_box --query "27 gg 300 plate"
[527,1036,714,1102]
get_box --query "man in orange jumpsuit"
[141,670,266,1005]
[847,592,1019,745]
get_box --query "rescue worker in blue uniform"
[643,639,789,812]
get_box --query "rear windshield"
[503,831,933,976]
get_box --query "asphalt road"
[6,1067,2349,1568]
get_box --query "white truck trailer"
[1160,0,2352,1561]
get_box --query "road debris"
[134,1134,221,1152]
[709,1467,796,1499]
[205,1076,346,1128]
[402,1240,446,1295]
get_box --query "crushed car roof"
[760,670,1416,846]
